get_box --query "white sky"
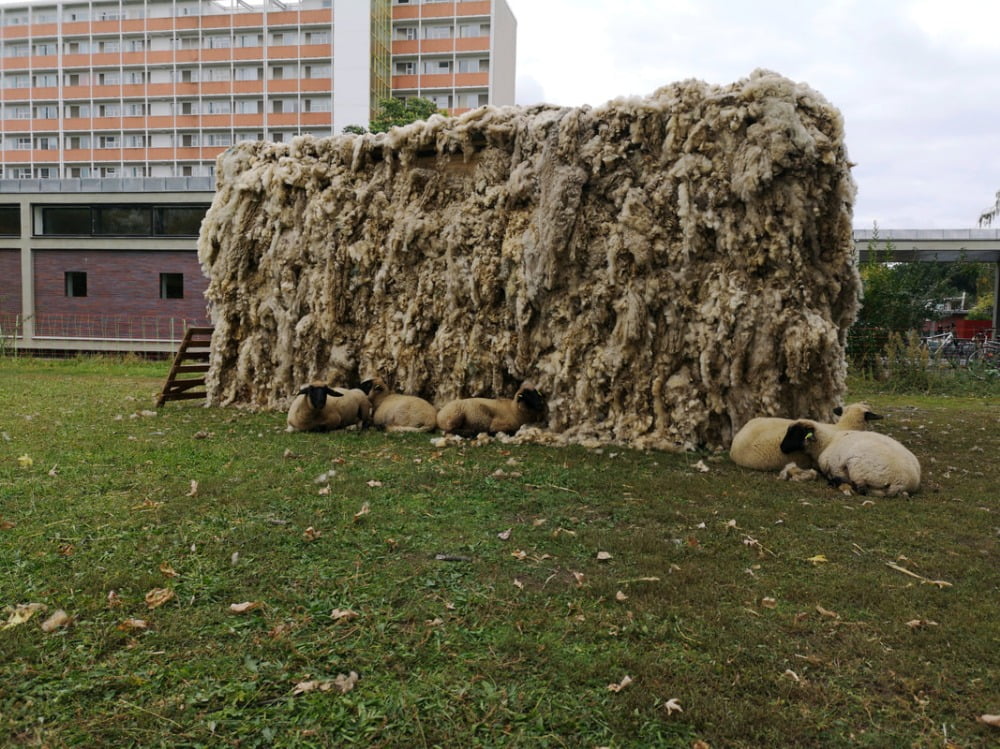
[504,0,1000,230]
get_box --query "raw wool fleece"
[198,69,859,451]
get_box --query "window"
[98,39,120,53]
[35,105,59,119]
[65,272,88,298]
[395,26,417,40]
[98,71,121,86]
[65,41,89,55]
[0,205,21,236]
[98,135,121,148]
[9,106,31,120]
[65,72,89,86]
[155,206,208,236]
[125,102,146,116]
[395,61,415,75]
[206,35,231,49]
[236,99,260,114]
[5,74,30,89]
[124,134,149,147]
[33,73,58,87]
[460,23,490,37]
[160,273,184,299]
[422,60,452,74]
[43,206,92,234]
[457,58,488,74]
[95,206,151,235]
[14,137,32,150]
[36,136,58,150]
[68,167,92,178]
[235,34,262,48]
[33,42,58,56]
[424,25,453,39]
[303,64,330,79]
[304,31,329,44]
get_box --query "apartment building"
[0,0,517,353]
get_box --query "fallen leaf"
[815,605,839,619]
[693,460,710,473]
[2,603,47,630]
[783,669,801,683]
[144,588,175,609]
[761,597,777,609]
[186,479,199,497]
[532,518,547,527]
[425,617,444,627]
[282,448,298,458]
[40,610,71,632]
[194,431,213,440]
[596,551,612,561]
[334,671,360,693]
[607,675,633,693]
[513,578,524,590]
[353,502,371,521]
[511,549,528,560]
[615,590,628,602]
[119,618,149,630]
[905,618,939,629]
[159,562,179,578]
[366,480,383,488]
[330,608,358,623]
[978,715,1000,727]
[303,526,322,542]
[107,590,123,608]
[48,465,59,477]
[571,571,586,586]
[229,601,262,614]
[17,454,33,468]
[292,680,324,695]
[497,528,512,541]
[663,698,683,715]
[58,543,75,557]
[0,517,14,530]
[806,554,829,564]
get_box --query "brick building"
[0,0,516,353]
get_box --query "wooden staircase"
[156,326,214,407]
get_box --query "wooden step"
[156,326,215,407]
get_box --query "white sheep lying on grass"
[730,402,883,471]
[359,376,438,433]
[286,383,371,432]
[436,382,547,437]
[779,420,921,497]
[286,383,344,432]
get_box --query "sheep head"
[298,383,341,410]
[780,421,816,454]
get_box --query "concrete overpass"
[853,229,1000,334]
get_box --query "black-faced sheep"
[359,376,438,433]
[780,420,921,497]
[436,382,547,437]
[730,402,883,471]
[286,383,344,432]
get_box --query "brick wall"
[0,249,22,320]
[32,249,209,339]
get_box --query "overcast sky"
[504,0,1000,230]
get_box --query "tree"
[368,97,445,133]
[979,190,1000,227]
[342,124,368,135]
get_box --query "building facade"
[0,0,516,180]
[0,0,516,353]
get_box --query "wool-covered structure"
[198,69,859,451]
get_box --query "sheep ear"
[833,406,843,416]
[325,387,343,398]
[864,411,884,421]
[298,387,309,396]
[358,380,373,395]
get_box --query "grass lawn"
[1,357,998,747]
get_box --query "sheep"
[730,402,883,471]
[436,382,547,437]
[329,387,373,430]
[359,376,438,433]
[286,383,344,432]
[780,420,920,497]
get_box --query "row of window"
[3,60,483,92]
[1,97,334,120]
[34,204,210,237]
[63,270,186,299]
[394,22,490,40]
[2,30,333,58]
[1,163,228,180]
[1,1,333,25]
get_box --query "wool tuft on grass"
[198,70,859,451]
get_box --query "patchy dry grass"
[1,357,998,747]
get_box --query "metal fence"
[1,312,208,344]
